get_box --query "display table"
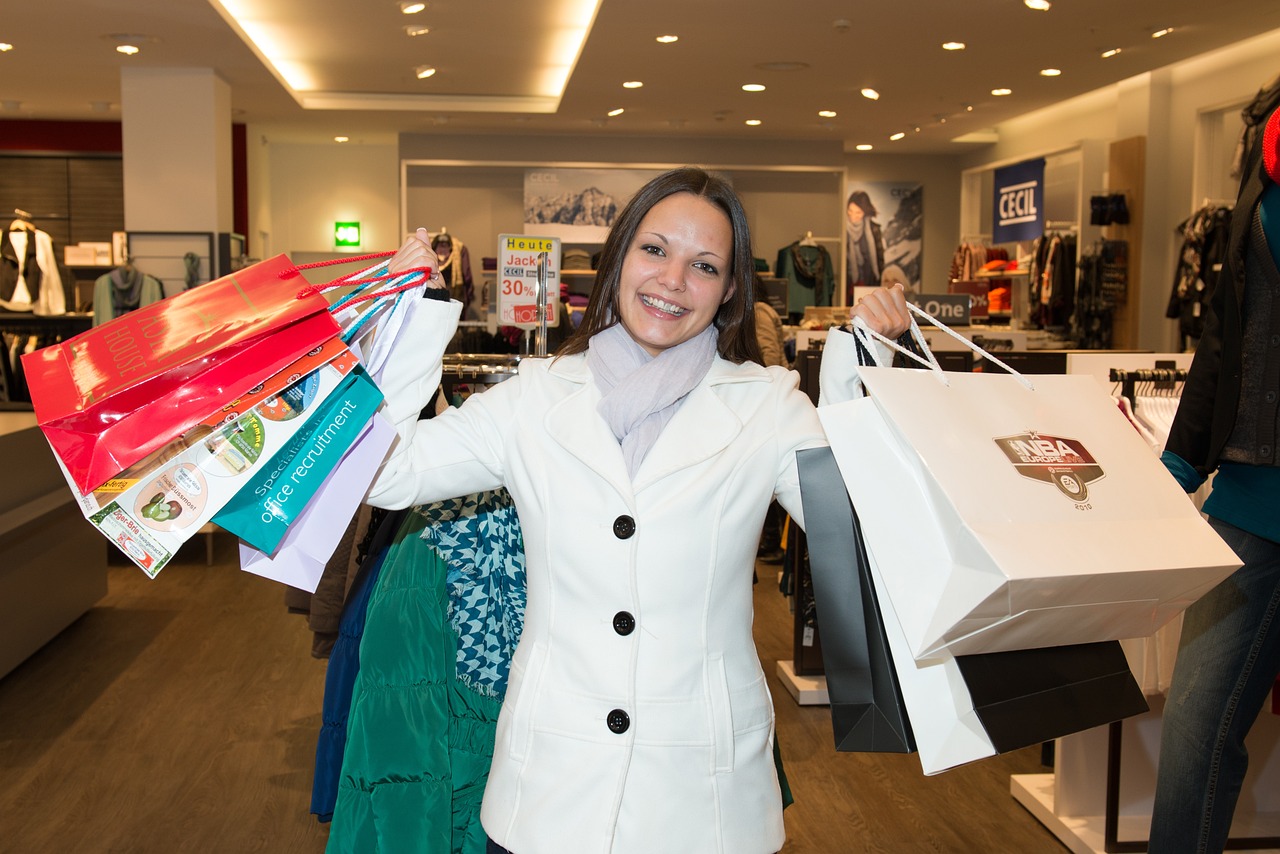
[1012,684,1280,852]
[0,414,107,679]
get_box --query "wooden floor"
[0,534,1068,853]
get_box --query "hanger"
[799,230,817,247]
[9,208,35,231]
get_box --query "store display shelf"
[1012,774,1280,854]
[775,659,829,706]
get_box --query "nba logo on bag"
[994,433,1105,504]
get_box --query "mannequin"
[431,229,475,320]
[1,215,65,315]
[92,259,164,326]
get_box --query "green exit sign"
[334,222,362,247]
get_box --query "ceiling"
[2,0,1280,154]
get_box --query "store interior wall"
[956,26,1280,351]
[259,139,400,265]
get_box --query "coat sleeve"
[769,367,828,531]
[364,295,522,509]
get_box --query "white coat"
[368,297,829,854]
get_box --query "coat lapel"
[545,355,636,504]
[632,359,764,493]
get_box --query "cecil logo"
[994,433,1104,502]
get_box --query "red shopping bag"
[23,254,340,494]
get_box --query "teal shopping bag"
[214,367,383,554]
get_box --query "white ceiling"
[2,0,1279,154]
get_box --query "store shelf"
[776,659,829,706]
[1011,774,1280,854]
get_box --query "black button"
[607,709,631,734]
[1262,445,1273,457]
[1267,391,1278,404]
[613,515,636,539]
[613,611,636,635]
[1271,335,1280,347]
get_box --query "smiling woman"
[362,166,911,854]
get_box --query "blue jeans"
[1149,518,1280,853]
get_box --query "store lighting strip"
[205,0,602,114]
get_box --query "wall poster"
[523,169,661,243]
[843,181,923,302]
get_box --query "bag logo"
[994,433,1104,502]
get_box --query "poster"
[842,181,923,302]
[523,168,661,242]
[992,158,1045,243]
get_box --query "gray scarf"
[588,322,719,480]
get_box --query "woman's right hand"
[389,227,447,291]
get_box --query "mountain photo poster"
[523,169,661,242]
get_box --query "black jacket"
[1165,107,1277,477]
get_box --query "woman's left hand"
[852,282,911,338]
[388,227,447,291]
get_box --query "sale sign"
[497,234,561,329]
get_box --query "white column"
[120,67,233,236]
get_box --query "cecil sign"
[992,158,1045,243]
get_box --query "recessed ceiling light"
[0,43,12,52]
[992,88,1012,96]
[856,144,874,151]
[742,83,766,92]
[1101,47,1122,58]
[1151,27,1174,39]
[861,88,880,100]
[656,35,679,44]
[607,108,625,117]
[942,41,966,51]
[400,2,426,13]
[622,81,643,89]
[818,110,837,118]
[745,119,762,126]
[964,104,974,111]
[1024,0,1051,9]
[890,132,906,141]
[415,65,436,79]
[334,136,349,143]
[116,44,140,56]
[405,25,430,36]
[1040,68,1062,77]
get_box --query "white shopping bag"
[238,413,395,591]
[820,310,1241,660]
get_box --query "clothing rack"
[440,354,520,401]
[1109,367,1187,405]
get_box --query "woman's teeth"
[641,294,687,316]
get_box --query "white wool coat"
[368,297,834,854]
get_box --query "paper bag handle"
[851,304,1035,391]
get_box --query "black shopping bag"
[954,641,1148,753]
[798,446,915,754]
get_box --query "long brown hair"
[556,167,762,364]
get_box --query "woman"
[845,188,886,304]
[372,167,908,854]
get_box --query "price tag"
[497,234,561,329]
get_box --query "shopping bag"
[24,254,339,494]
[819,309,1241,659]
[213,366,384,554]
[954,641,1147,753]
[797,447,914,754]
[860,538,1147,774]
[62,346,363,577]
[237,412,395,591]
